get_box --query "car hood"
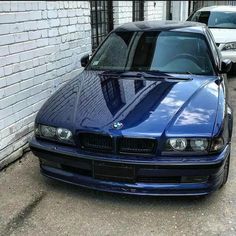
[36,70,220,138]
[210,28,236,43]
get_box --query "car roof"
[198,5,236,12]
[114,20,207,34]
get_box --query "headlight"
[190,138,208,151]
[57,128,73,141]
[166,137,224,154]
[35,124,73,144]
[168,138,187,151]
[222,42,236,51]
[166,138,210,153]
[40,125,57,138]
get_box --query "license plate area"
[93,161,135,183]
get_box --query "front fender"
[212,78,232,144]
[227,104,233,141]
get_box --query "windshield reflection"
[87,31,214,75]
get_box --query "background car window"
[88,31,214,75]
[192,11,210,25]
[189,11,236,29]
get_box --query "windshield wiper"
[119,72,159,80]
[118,72,192,81]
[99,71,192,81]
[185,71,193,75]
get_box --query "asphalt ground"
[1,76,236,236]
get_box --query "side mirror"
[80,54,90,67]
[220,59,232,73]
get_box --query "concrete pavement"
[1,77,236,236]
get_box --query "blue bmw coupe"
[30,21,233,196]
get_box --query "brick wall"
[172,1,189,21]
[113,1,167,27]
[113,1,133,28]
[144,1,166,21]
[0,1,91,168]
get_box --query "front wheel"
[220,154,230,188]
[228,63,236,76]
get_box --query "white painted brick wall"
[113,1,168,28]
[0,1,91,169]
[172,1,189,21]
[113,1,133,28]
[144,1,167,21]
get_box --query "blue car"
[30,21,233,196]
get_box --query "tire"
[220,154,230,188]
[228,63,236,76]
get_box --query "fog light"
[181,176,209,183]
[40,159,61,168]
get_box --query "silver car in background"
[187,5,236,73]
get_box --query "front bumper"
[30,137,230,196]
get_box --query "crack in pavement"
[0,191,46,236]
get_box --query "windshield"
[87,31,214,75]
[191,11,236,29]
